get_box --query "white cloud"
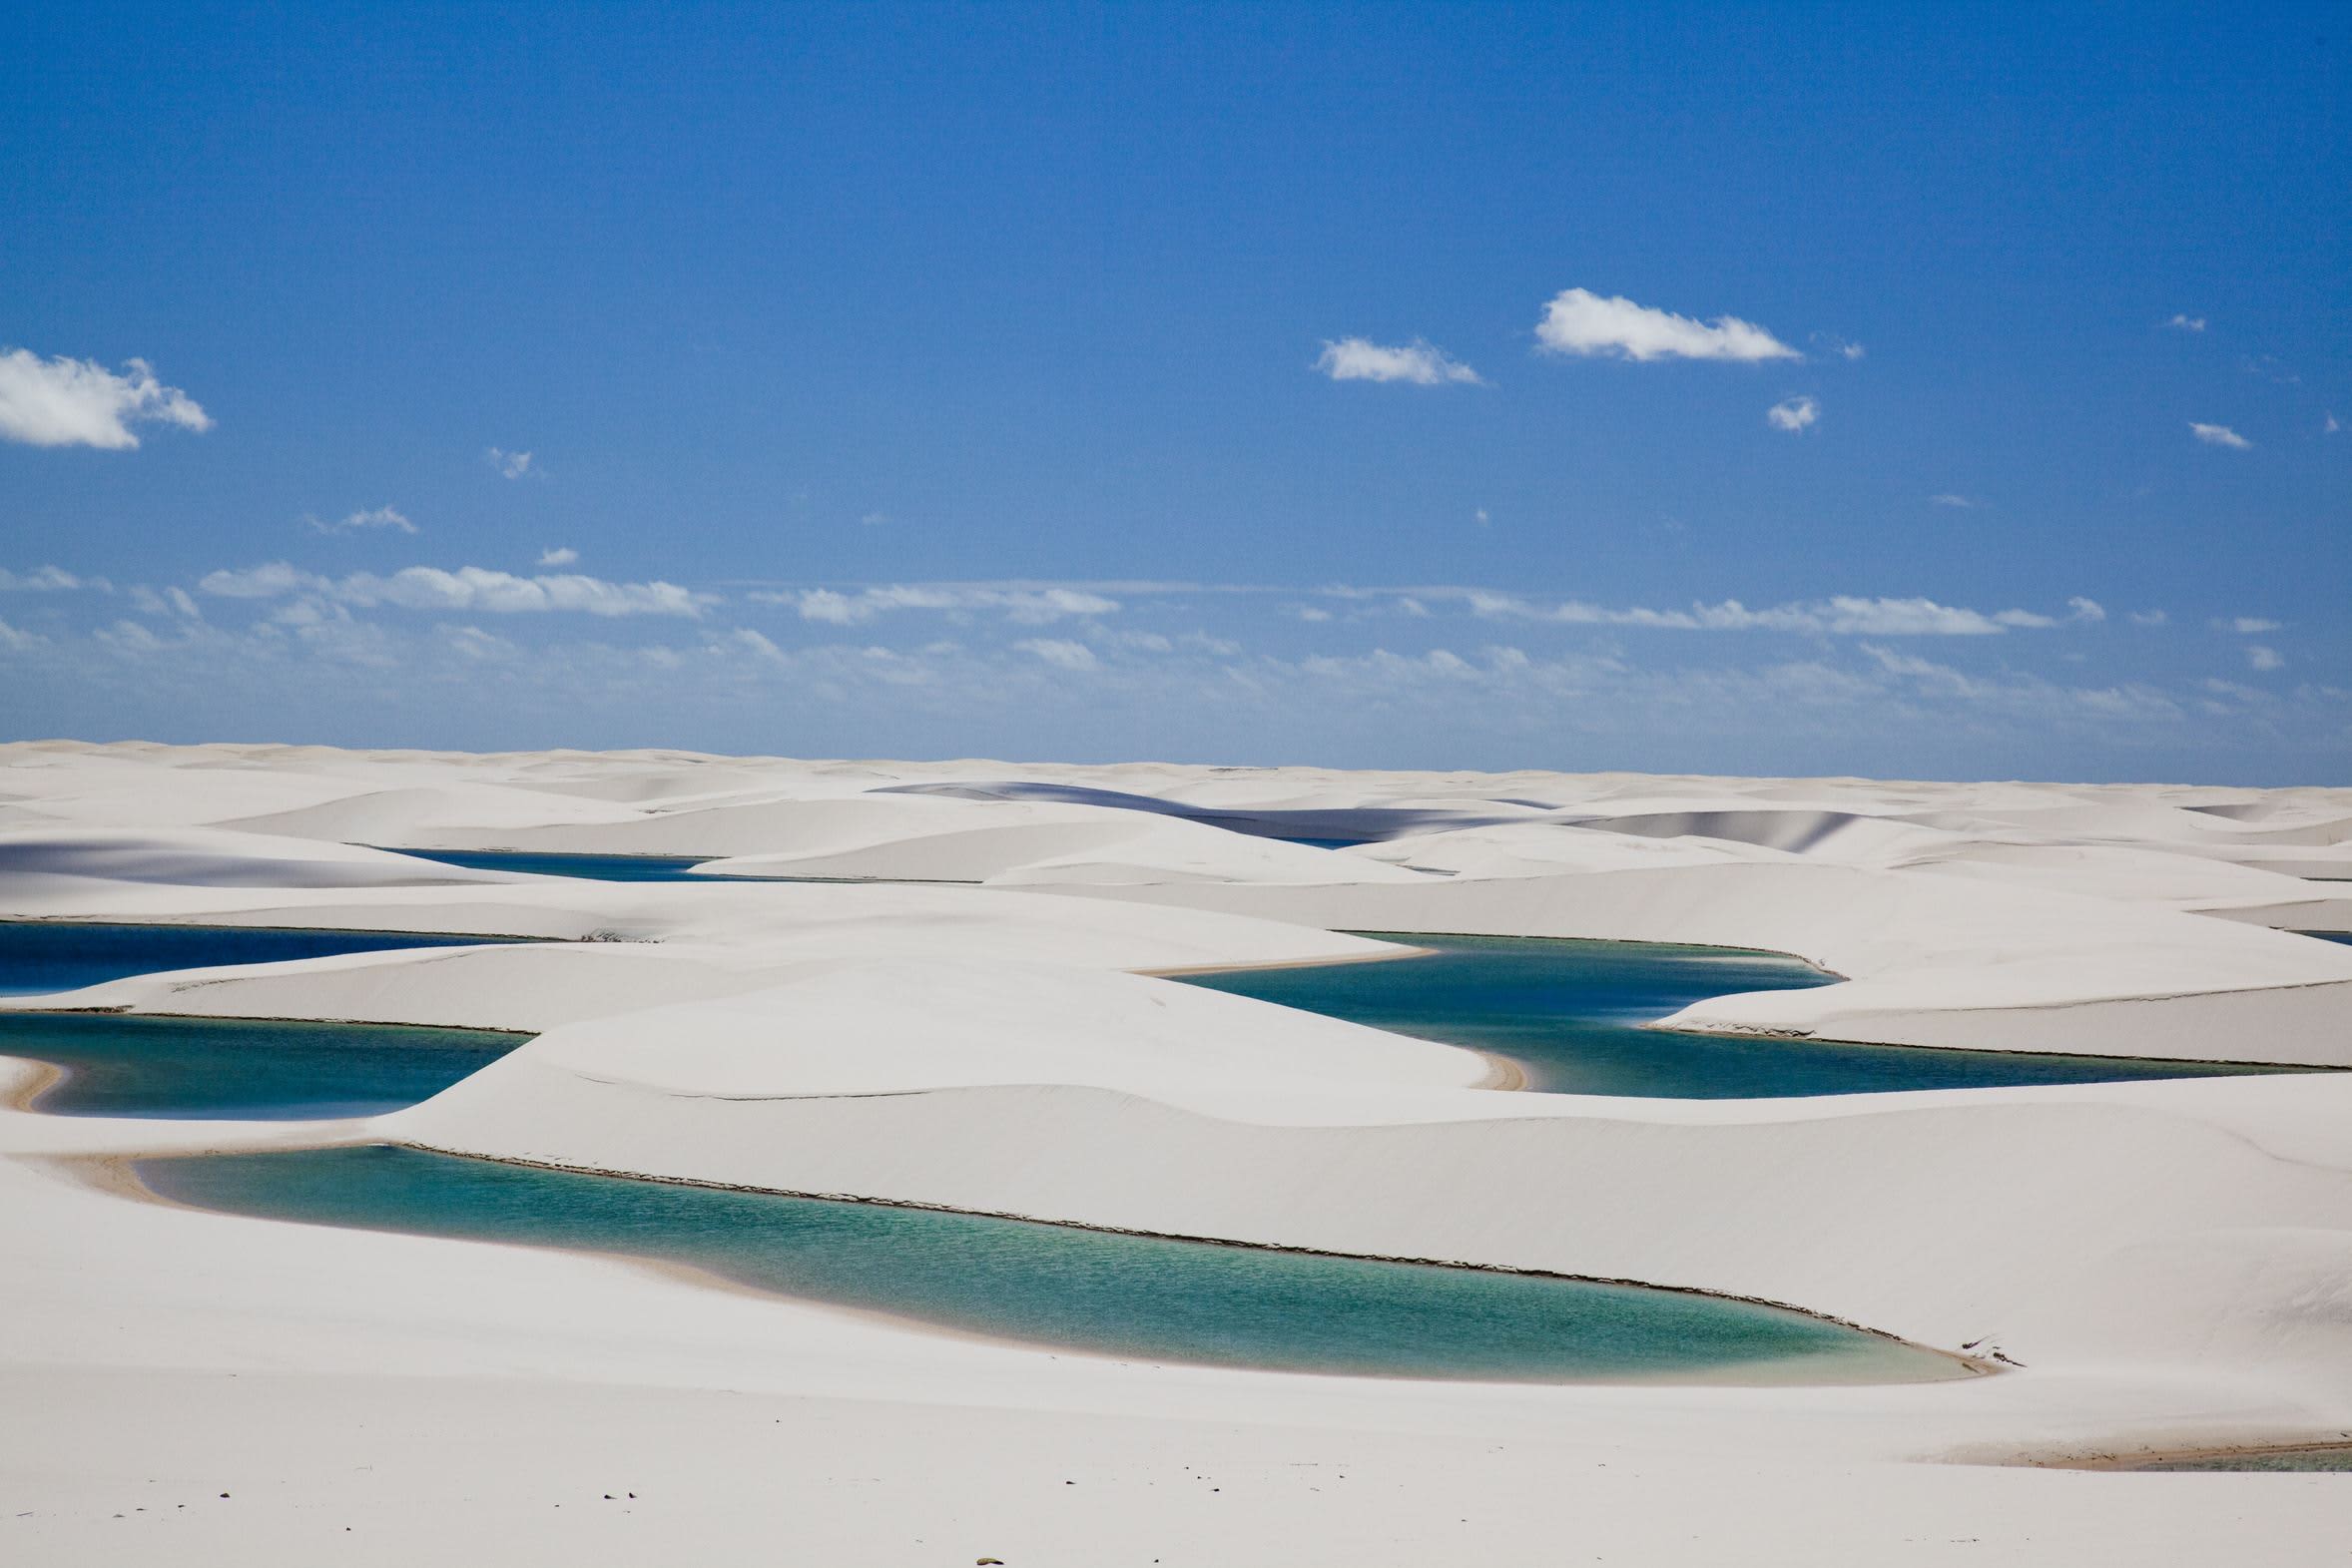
[2215,616,2280,634]
[538,547,580,567]
[130,584,203,619]
[198,561,712,617]
[1474,508,1490,527]
[1314,337,1482,386]
[1460,591,2063,637]
[2067,597,2107,624]
[2247,645,2284,672]
[1929,493,1978,509]
[1290,605,1334,623]
[2129,609,2168,626]
[1533,288,1799,363]
[758,584,1119,626]
[726,627,785,663]
[860,511,889,527]
[306,505,416,536]
[442,624,519,662]
[0,565,109,592]
[2327,412,2342,434]
[1014,637,1098,672]
[2189,421,2251,449]
[0,616,43,651]
[0,349,213,449]
[485,448,535,479]
[1766,395,1819,433]
[2162,314,2207,332]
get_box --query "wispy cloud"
[2246,645,2284,671]
[2162,313,2207,332]
[2189,421,2251,449]
[0,565,110,593]
[1014,637,1098,672]
[130,585,202,619]
[538,547,579,567]
[2066,597,2107,624]
[2129,609,2168,626]
[305,505,416,536]
[1314,337,1483,386]
[1766,395,1819,433]
[485,447,535,479]
[1929,493,1978,509]
[1534,288,1799,363]
[1459,591,2076,637]
[199,561,712,617]
[0,348,212,449]
[758,584,1118,626]
[2215,616,2280,634]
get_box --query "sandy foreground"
[4,740,2352,1563]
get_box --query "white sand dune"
[7,741,2352,1563]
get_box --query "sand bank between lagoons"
[7,742,2352,1563]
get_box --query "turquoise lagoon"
[139,1144,1967,1385]
[1181,934,2299,1098]
[1,1012,522,1119]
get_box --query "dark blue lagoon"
[0,920,514,999]
[370,847,722,881]
[1,1013,523,1119]
[371,846,833,882]
[138,1144,1968,1385]
[1180,934,2301,1098]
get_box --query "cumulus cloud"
[2162,314,2207,332]
[1313,337,1483,386]
[757,584,1119,626]
[2247,645,2284,672]
[0,349,213,449]
[1014,637,1098,672]
[2067,597,2107,623]
[1766,395,1819,433]
[1533,288,1799,363]
[2189,421,2251,449]
[1459,591,2068,637]
[538,547,580,567]
[199,561,711,617]
[486,447,535,479]
[306,505,416,535]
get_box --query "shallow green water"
[1181,934,2298,1098]
[2136,1446,2352,1472]
[2,1013,524,1119]
[139,1144,1967,1385]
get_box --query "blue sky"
[2,3,2345,782]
